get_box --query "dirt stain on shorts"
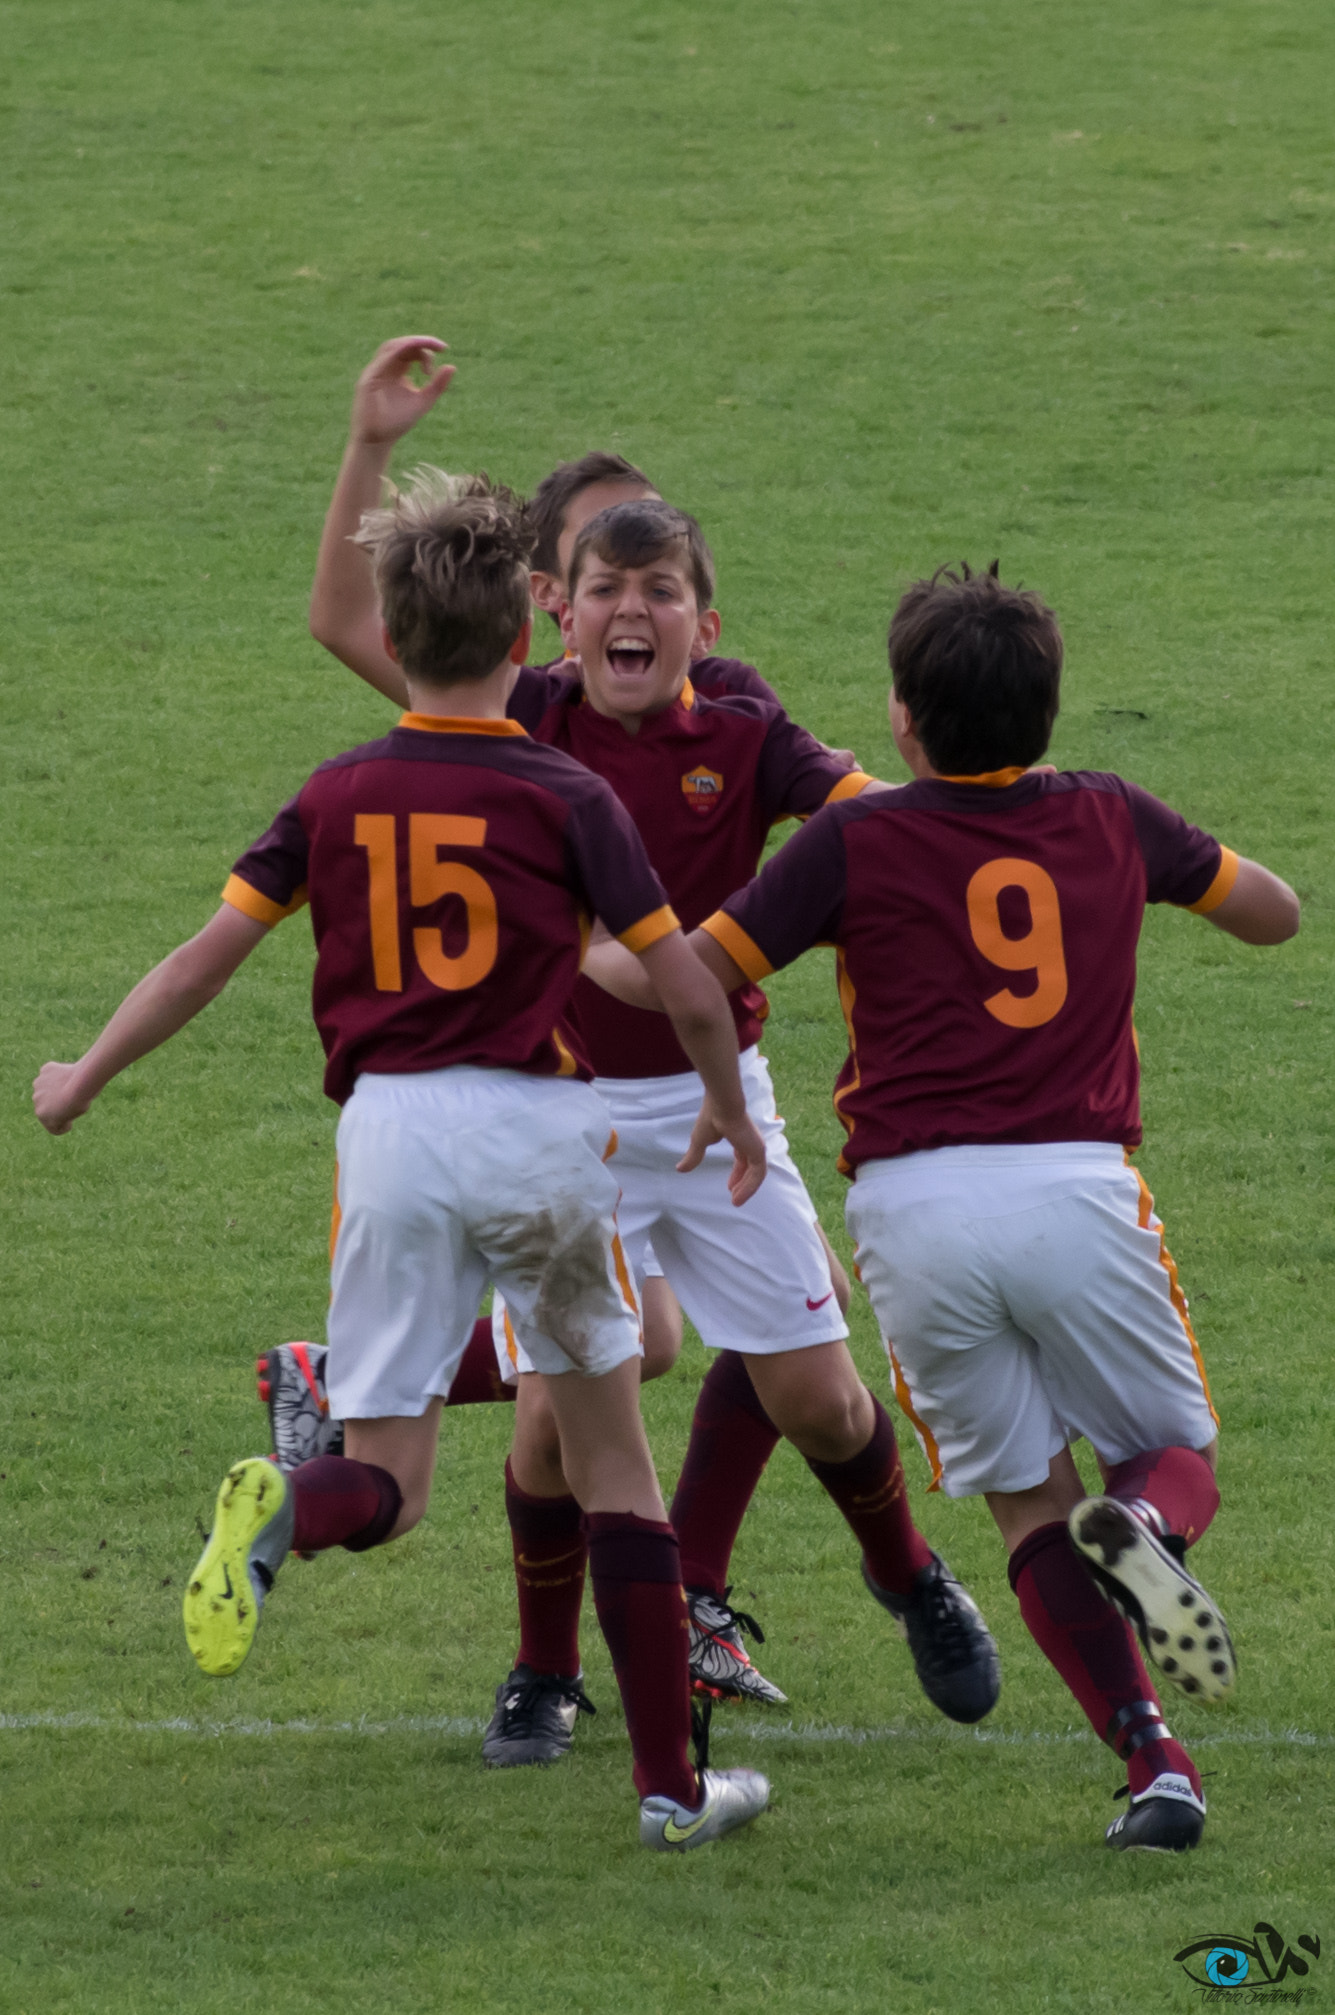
[476,1200,617,1372]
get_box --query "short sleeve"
[701,800,852,979]
[223,796,310,926]
[564,780,678,951]
[1120,781,1235,910]
[754,709,874,823]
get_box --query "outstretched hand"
[350,335,456,447]
[677,1102,767,1206]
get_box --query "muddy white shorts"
[845,1143,1218,1499]
[494,1046,845,1380]
[327,1068,642,1418]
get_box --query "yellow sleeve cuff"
[700,911,774,981]
[221,873,309,928]
[617,904,680,954]
[1186,846,1240,915]
[824,770,875,804]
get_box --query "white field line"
[1,1711,1331,1749]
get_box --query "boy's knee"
[639,1278,683,1381]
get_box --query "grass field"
[3,0,1333,2008]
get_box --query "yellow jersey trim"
[618,905,681,954]
[824,769,875,804]
[700,911,773,982]
[938,765,1028,788]
[221,873,308,927]
[397,712,528,737]
[1186,846,1240,915]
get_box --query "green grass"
[2,0,1333,2008]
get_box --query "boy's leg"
[541,1356,768,1846]
[744,1341,998,1723]
[182,1413,426,1679]
[1069,1438,1233,1703]
[481,1374,593,1769]
[992,1456,1206,1852]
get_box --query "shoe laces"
[713,1587,766,1645]
[499,1672,596,1729]
[914,1567,976,1664]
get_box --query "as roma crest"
[681,765,724,817]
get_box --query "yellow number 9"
[965,858,1068,1029]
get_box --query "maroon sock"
[586,1512,696,1807]
[505,1458,586,1676]
[670,1351,782,1596]
[290,1454,402,1553]
[804,1395,933,1597]
[1103,1446,1219,1549]
[1009,1522,1200,1799]
[446,1318,516,1407]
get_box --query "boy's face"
[529,480,658,617]
[562,550,718,728]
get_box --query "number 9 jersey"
[221,713,677,1105]
[701,768,1238,1171]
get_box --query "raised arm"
[633,931,766,1204]
[309,336,455,705]
[32,905,270,1134]
[1203,856,1300,945]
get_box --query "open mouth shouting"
[605,634,657,680]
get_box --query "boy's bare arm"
[584,923,748,1011]
[633,932,766,1205]
[309,336,454,706]
[33,906,270,1134]
[1204,857,1300,945]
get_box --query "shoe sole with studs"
[1070,1497,1235,1703]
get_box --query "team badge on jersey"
[681,766,724,817]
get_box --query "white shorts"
[494,1046,846,1381]
[328,1068,642,1418]
[845,1143,1218,1499]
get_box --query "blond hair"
[353,467,534,685]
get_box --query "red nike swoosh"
[806,1291,834,1311]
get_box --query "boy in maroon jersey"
[592,564,1299,1851]
[475,499,1001,1763]
[32,473,772,1852]
[301,335,879,1747]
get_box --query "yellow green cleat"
[183,1457,294,1677]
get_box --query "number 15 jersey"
[221,714,676,1105]
[701,768,1238,1172]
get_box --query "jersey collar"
[937,765,1028,788]
[397,713,529,737]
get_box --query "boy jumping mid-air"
[33,473,772,1853]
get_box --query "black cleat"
[1106,1772,1206,1852]
[481,1665,596,1768]
[256,1343,344,1471]
[1069,1496,1235,1703]
[863,1552,1001,1724]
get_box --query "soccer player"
[590,563,1300,1851]
[301,336,878,1745]
[476,498,1001,1764]
[32,473,772,1853]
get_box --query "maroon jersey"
[510,666,871,1076]
[702,769,1237,1170]
[222,714,676,1105]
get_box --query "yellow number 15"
[354,813,499,993]
[965,857,1068,1029]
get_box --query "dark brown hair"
[888,563,1063,773]
[527,452,656,576]
[567,498,716,610]
[353,467,534,685]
